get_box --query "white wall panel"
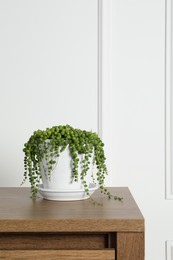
[1,1,172,260]
[0,0,98,186]
[98,0,112,184]
[167,241,173,260]
[166,0,173,199]
[165,1,173,258]
[112,0,167,259]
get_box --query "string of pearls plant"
[22,125,122,203]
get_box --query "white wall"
[0,0,97,186]
[0,1,170,259]
[112,0,167,260]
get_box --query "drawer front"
[0,233,114,250]
[0,249,115,260]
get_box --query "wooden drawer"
[0,187,145,260]
[0,232,114,250]
[0,249,115,260]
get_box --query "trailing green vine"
[22,125,123,202]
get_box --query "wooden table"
[0,187,144,260]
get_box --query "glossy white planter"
[38,183,98,201]
[39,146,98,200]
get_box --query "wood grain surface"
[0,249,115,260]
[0,187,144,259]
[116,232,144,260]
[0,187,144,232]
[0,233,108,250]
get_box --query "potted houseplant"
[22,125,122,202]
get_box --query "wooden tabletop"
[0,187,144,233]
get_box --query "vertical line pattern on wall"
[97,0,113,184]
[98,0,102,138]
[166,0,173,199]
[166,241,173,260]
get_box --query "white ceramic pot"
[40,145,95,191]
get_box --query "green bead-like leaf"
[21,124,122,202]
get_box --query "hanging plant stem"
[22,125,123,202]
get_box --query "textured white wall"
[0,0,97,186]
